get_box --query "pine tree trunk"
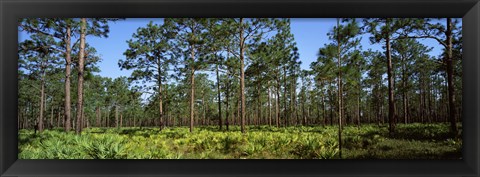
[239,18,246,133]
[106,109,110,127]
[275,74,280,128]
[38,73,45,133]
[226,81,230,131]
[64,25,72,132]
[267,85,271,126]
[75,18,86,135]
[257,81,261,127]
[385,19,396,136]
[336,18,343,158]
[445,18,458,136]
[57,108,61,128]
[190,44,196,133]
[50,105,54,129]
[202,90,206,126]
[290,76,296,125]
[401,58,408,124]
[283,66,288,127]
[96,107,100,127]
[158,61,163,130]
[322,93,327,126]
[216,63,222,130]
[357,73,361,126]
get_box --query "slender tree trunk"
[158,60,164,130]
[329,89,334,126]
[115,105,119,128]
[190,44,196,133]
[50,105,54,129]
[57,108,61,128]
[290,76,296,125]
[385,19,396,136]
[83,110,87,128]
[96,107,100,127]
[64,25,72,132]
[165,84,169,128]
[216,63,222,130]
[275,73,280,128]
[357,72,361,126]
[283,66,288,127]
[202,90,206,126]
[322,93,327,126]
[239,18,246,133]
[403,64,408,124]
[445,18,458,136]
[106,109,110,127]
[226,80,230,131]
[38,71,45,133]
[267,85,272,126]
[75,18,86,135]
[257,81,262,127]
[336,18,343,158]
[301,91,306,126]
[419,78,424,123]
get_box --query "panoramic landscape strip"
[18,18,462,159]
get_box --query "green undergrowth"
[18,123,462,159]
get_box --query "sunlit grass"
[18,123,462,159]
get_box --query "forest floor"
[18,123,462,159]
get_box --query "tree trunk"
[445,18,458,136]
[402,64,408,124]
[302,91,306,126]
[275,73,280,128]
[158,60,164,130]
[57,108,61,128]
[257,81,262,127]
[202,90,206,126]
[226,80,230,131]
[106,109,110,127]
[96,107,100,127]
[50,105,54,129]
[239,18,246,133]
[329,89,334,126]
[115,105,119,128]
[385,19,396,136]
[290,76,296,125]
[336,18,343,158]
[267,85,272,126]
[64,25,72,132]
[38,77,45,133]
[283,66,288,127]
[322,93,327,126]
[216,63,222,130]
[357,71,361,126]
[189,44,196,133]
[75,18,86,135]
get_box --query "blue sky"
[19,18,446,80]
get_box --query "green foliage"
[19,123,461,159]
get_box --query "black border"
[1,0,479,176]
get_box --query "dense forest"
[18,18,462,159]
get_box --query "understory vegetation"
[19,123,461,159]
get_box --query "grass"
[18,123,462,159]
